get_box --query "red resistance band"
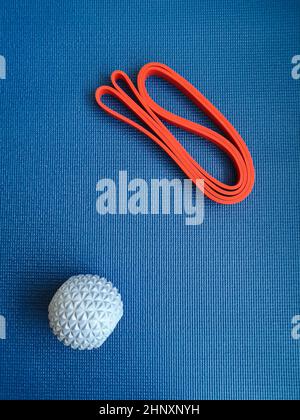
[95,63,255,205]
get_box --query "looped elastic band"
[95,63,255,204]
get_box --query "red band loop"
[95,63,255,204]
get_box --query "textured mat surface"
[0,0,299,400]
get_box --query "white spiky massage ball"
[48,275,123,350]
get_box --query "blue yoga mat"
[0,0,299,400]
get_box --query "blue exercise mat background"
[1,0,299,400]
